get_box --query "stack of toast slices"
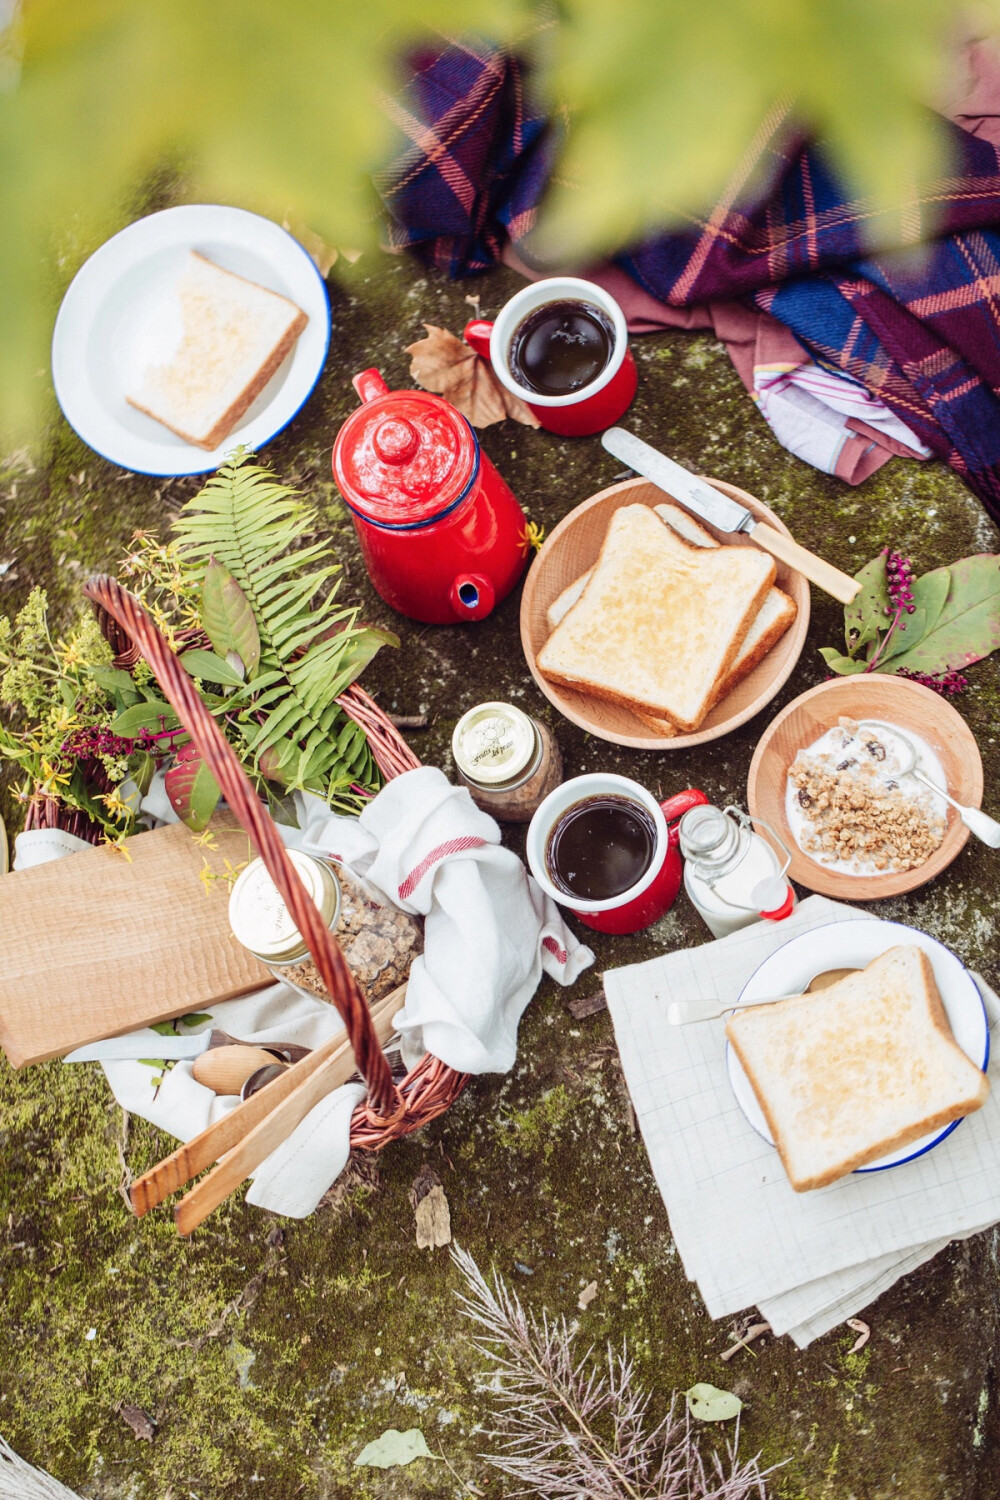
[726,945,990,1192]
[126,251,309,451]
[538,502,797,735]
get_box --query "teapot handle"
[662,788,710,850]
[353,368,390,404]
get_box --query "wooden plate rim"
[519,476,811,750]
[746,675,983,900]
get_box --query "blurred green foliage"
[1,0,996,439]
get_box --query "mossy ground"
[2,209,1000,1498]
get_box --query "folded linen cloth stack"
[604,895,1000,1348]
[35,768,593,1219]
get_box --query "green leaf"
[179,648,247,688]
[843,553,890,658]
[112,701,180,738]
[910,566,950,637]
[129,749,155,796]
[685,1383,744,1423]
[164,743,221,831]
[879,606,926,663]
[201,559,261,678]
[818,647,868,676]
[90,664,140,699]
[354,1429,434,1469]
[326,623,399,697]
[881,555,1000,677]
[266,786,300,828]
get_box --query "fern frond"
[173,452,394,809]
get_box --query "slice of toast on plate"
[725,945,989,1192]
[635,586,797,733]
[126,251,308,450]
[537,504,775,732]
[544,502,795,737]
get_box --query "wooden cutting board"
[0,813,272,1067]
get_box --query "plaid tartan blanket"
[380,41,1000,522]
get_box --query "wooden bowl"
[520,477,811,749]
[746,675,983,900]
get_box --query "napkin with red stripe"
[289,765,593,1075]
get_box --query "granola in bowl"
[786,717,947,876]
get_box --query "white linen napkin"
[604,895,1000,1347]
[68,767,593,1217]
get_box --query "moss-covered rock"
[2,220,999,1499]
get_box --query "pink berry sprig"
[897,667,969,696]
[60,726,150,759]
[882,547,916,615]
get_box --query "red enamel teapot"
[332,370,530,624]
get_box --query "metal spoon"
[858,720,1000,849]
[667,966,857,1025]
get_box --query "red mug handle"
[353,368,390,404]
[662,788,710,850]
[463,319,494,360]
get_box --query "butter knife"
[601,427,860,605]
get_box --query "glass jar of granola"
[228,850,422,1004]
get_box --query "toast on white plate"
[725,945,990,1193]
[125,251,308,450]
[537,503,775,732]
[546,502,796,736]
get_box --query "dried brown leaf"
[411,1165,452,1249]
[117,1402,156,1441]
[281,217,343,277]
[577,1279,598,1310]
[406,324,540,429]
[846,1317,871,1352]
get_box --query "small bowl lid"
[228,850,340,963]
[452,701,537,785]
[333,385,478,529]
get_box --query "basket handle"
[82,574,403,1121]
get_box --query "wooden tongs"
[130,983,403,1236]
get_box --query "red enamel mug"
[332,370,530,625]
[526,774,709,935]
[463,276,637,437]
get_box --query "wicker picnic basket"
[83,574,469,1147]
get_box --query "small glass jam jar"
[451,701,563,823]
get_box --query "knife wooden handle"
[173,996,399,1235]
[128,985,405,1218]
[751,523,860,605]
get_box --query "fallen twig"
[720,1322,772,1362]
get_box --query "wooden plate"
[746,675,983,900]
[519,477,811,749]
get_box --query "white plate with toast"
[726,918,989,1176]
[52,204,331,476]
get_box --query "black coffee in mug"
[508,300,615,397]
[545,795,656,901]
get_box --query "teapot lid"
[333,368,479,529]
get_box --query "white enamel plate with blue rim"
[51,204,331,477]
[726,917,990,1173]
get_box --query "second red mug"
[526,773,709,935]
[464,276,637,438]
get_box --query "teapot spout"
[449,572,495,621]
